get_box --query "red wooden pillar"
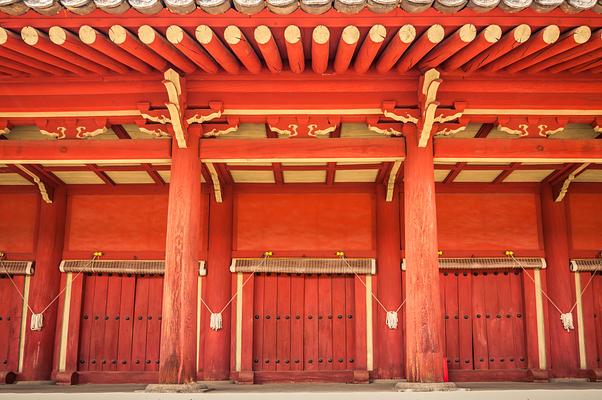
[203,185,233,380]
[159,135,202,384]
[375,185,403,379]
[540,184,579,377]
[21,186,67,381]
[403,129,445,383]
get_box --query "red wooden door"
[252,272,356,374]
[593,275,602,368]
[441,270,527,371]
[78,273,163,372]
[0,276,24,372]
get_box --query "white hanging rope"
[200,253,271,331]
[509,253,599,332]
[338,253,405,330]
[0,252,100,331]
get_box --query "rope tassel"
[560,313,574,331]
[210,313,223,331]
[386,311,398,329]
[30,313,43,331]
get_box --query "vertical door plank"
[353,276,367,370]
[145,275,163,371]
[117,274,136,371]
[472,271,489,370]
[444,272,460,370]
[332,274,347,371]
[0,279,12,366]
[276,273,291,371]
[6,276,24,370]
[509,270,527,369]
[289,274,304,370]
[262,272,278,371]
[484,272,501,370]
[131,276,149,371]
[252,274,265,371]
[102,274,122,371]
[457,271,473,370]
[318,274,333,371]
[304,274,319,371]
[89,274,109,372]
[78,275,96,371]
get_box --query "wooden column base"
[527,368,549,382]
[55,371,78,385]
[0,371,16,384]
[236,371,255,384]
[352,370,369,384]
[588,368,602,382]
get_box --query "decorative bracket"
[386,160,402,202]
[592,118,602,134]
[382,69,465,147]
[552,163,590,203]
[0,120,10,136]
[186,102,223,125]
[497,117,568,138]
[366,119,403,137]
[14,164,53,204]
[35,118,108,139]
[204,162,223,203]
[162,69,187,148]
[267,116,340,138]
[202,118,240,137]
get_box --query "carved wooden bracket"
[35,118,108,139]
[204,162,223,203]
[366,119,403,137]
[186,102,224,125]
[202,118,240,137]
[0,120,10,136]
[497,117,568,138]
[267,116,340,138]
[382,69,465,147]
[14,164,53,204]
[133,119,171,138]
[162,69,187,148]
[592,118,602,134]
[552,163,590,202]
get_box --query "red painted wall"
[568,193,602,252]
[0,193,38,255]
[64,194,169,256]
[436,193,542,252]
[234,190,375,253]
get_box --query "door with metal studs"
[252,272,357,373]
[77,273,163,372]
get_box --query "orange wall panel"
[0,193,38,254]
[436,193,541,251]
[568,193,602,251]
[65,194,169,253]
[234,192,375,252]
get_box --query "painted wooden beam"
[418,24,476,70]
[109,25,168,72]
[254,25,282,74]
[284,25,304,74]
[376,25,416,74]
[0,139,171,163]
[166,25,218,74]
[199,138,405,162]
[354,24,386,74]
[434,138,602,162]
[138,25,197,74]
[333,25,360,74]
[396,24,444,73]
[441,25,501,72]
[224,25,262,74]
[463,24,531,72]
[312,25,330,74]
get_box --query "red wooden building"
[0,0,601,387]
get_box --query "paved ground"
[0,380,601,399]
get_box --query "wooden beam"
[284,25,304,74]
[354,24,386,74]
[463,24,531,72]
[86,163,116,186]
[418,24,476,70]
[376,25,416,74]
[334,25,360,74]
[224,25,262,74]
[142,163,166,186]
[441,25,501,72]
[570,57,602,74]
[109,25,168,72]
[0,57,46,76]
[312,25,330,74]
[0,139,171,163]
[483,25,560,72]
[505,26,591,73]
[524,28,602,73]
[111,124,131,139]
[434,138,602,162]
[138,25,197,74]
[0,47,64,75]
[199,138,405,162]
[49,26,129,74]
[79,25,153,74]
[166,25,218,74]
[396,24,444,73]
[0,27,83,75]
[196,25,240,74]
[254,25,282,74]
[474,123,494,138]
[548,47,602,73]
